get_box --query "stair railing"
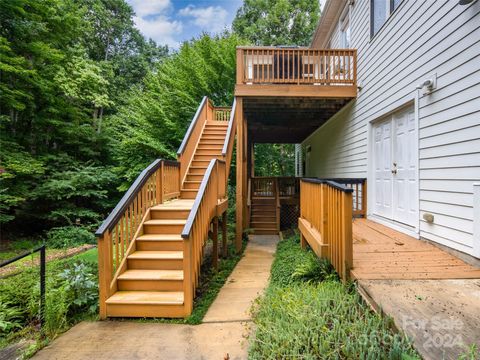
[222,99,237,178]
[177,96,210,185]
[95,159,180,318]
[181,158,226,313]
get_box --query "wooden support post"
[98,230,112,319]
[222,212,228,257]
[362,180,367,218]
[212,217,219,270]
[342,191,353,282]
[235,97,244,253]
[300,234,307,249]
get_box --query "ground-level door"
[373,105,417,228]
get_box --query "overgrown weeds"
[249,235,420,359]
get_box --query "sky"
[127,0,327,49]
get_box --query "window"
[371,0,403,38]
[340,11,351,48]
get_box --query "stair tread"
[137,234,183,241]
[144,219,187,225]
[106,291,184,305]
[184,180,202,184]
[118,269,184,281]
[128,251,183,260]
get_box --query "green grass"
[248,235,420,360]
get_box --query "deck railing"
[95,159,180,317]
[236,47,357,86]
[181,159,227,313]
[320,178,367,218]
[214,107,231,121]
[299,179,353,282]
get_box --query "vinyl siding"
[303,0,480,257]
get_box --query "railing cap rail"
[222,99,236,156]
[301,178,354,193]
[181,158,225,239]
[95,159,180,237]
[236,46,356,51]
[177,96,208,156]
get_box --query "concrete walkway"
[32,235,279,360]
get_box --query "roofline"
[310,0,347,48]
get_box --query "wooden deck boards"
[351,219,480,280]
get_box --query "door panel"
[373,105,417,228]
[373,120,393,218]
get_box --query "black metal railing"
[0,244,46,328]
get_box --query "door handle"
[391,162,397,174]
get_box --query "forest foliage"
[0,0,320,245]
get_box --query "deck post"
[222,212,228,257]
[342,191,353,281]
[212,217,219,270]
[97,230,112,319]
[235,97,245,253]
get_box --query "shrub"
[249,236,420,359]
[0,303,23,335]
[46,226,95,248]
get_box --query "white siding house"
[303,0,480,258]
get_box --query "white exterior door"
[373,106,417,228]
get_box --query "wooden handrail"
[236,47,357,86]
[177,96,208,156]
[181,158,226,313]
[299,179,353,282]
[96,159,180,236]
[177,97,210,185]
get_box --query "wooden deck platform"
[351,219,480,280]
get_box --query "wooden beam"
[212,217,219,270]
[222,212,227,258]
[235,84,357,98]
[235,97,244,253]
[298,217,329,258]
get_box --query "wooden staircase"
[181,122,228,199]
[96,97,235,318]
[250,197,278,235]
[248,177,280,235]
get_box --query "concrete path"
[32,235,279,360]
[358,279,480,360]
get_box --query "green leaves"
[233,0,321,46]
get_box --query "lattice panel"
[280,204,299,230]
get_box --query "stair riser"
[194,155,220,161]
[197,145,223,150]
[150,210,190,220]
[118,279,183,291]
[136,240,183,251]
[191,160,210,167]
[106,304,187,318]
[188,168,206,175]
[199,140,224,145]
[251,216,277,222]
[253,229,278,235]
[143,224,185,234]
[183,182,200,190]
[186,175,204,182]
[127,258,183,270]
[251,209,276,214]
[202,131,227,135]
[251,199,276,205]
[181,190,197,199]
[251,223,277,229]
[195,150,222,156]
[201,135,225,140]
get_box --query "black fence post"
[40,244,46,330]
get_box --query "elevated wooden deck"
[351,219,480,280]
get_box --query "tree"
[110,32,242,187]
[233,0,321,46]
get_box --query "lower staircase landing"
[106,199,194,318]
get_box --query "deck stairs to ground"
[98,98,233,318]
[250,197,278,235]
